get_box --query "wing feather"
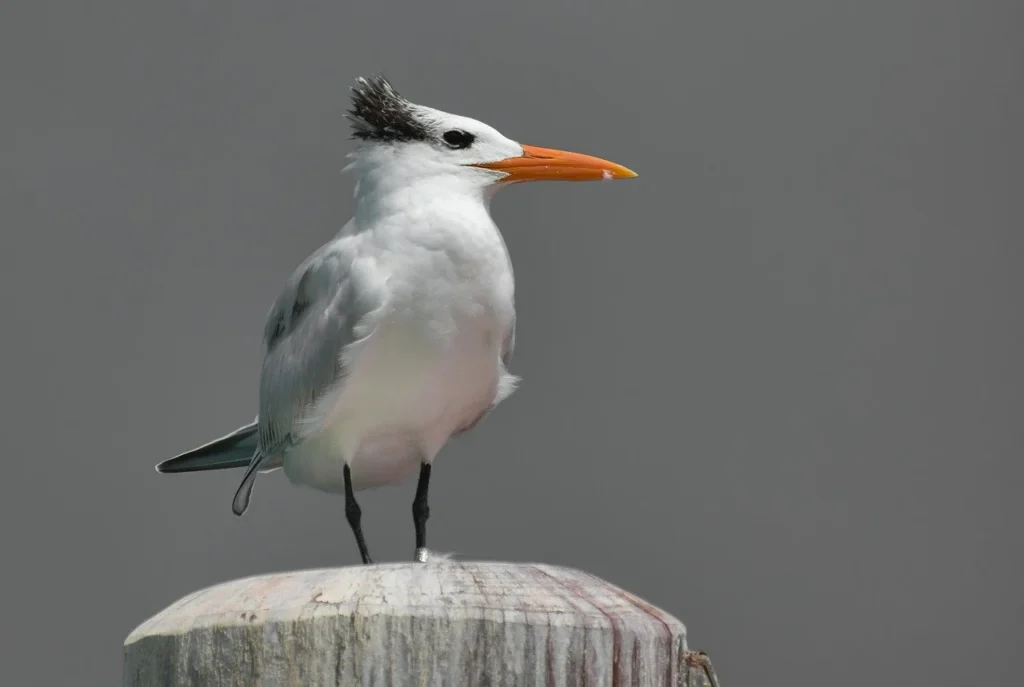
[256,240,387,457]
[501,312,516,368]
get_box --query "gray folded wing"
[232,239,388,515]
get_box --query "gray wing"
[232,239,386,516]
[256,242,387,457]
[501,312,516,369]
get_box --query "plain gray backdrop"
[1,1,1021,684]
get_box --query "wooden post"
[124,561,719,686]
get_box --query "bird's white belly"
[282,311,506,493]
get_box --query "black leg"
[344,464,372,565]
[412,462,431,562]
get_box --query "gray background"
[1,1,1020,684]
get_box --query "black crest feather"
[347,76,429,143]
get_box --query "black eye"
[442,129,475,149]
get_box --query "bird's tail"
[231,452,267,517]
[156,418,281,517]
[156,420,259,473]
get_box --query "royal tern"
[156,76,637,564]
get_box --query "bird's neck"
[352,171,494,232]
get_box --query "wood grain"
[124,561,717,686]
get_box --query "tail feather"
[156,420,259,473]
[231,453,267,516]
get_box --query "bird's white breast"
[283,209,516,493]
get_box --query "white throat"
[349,159,501,234]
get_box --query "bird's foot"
[414,547,429,563]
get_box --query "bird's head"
[344,76,637,194]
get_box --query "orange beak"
[472,144,638,182]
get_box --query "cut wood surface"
[124,561,718,686]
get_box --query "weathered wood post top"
[124,561,718,686]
